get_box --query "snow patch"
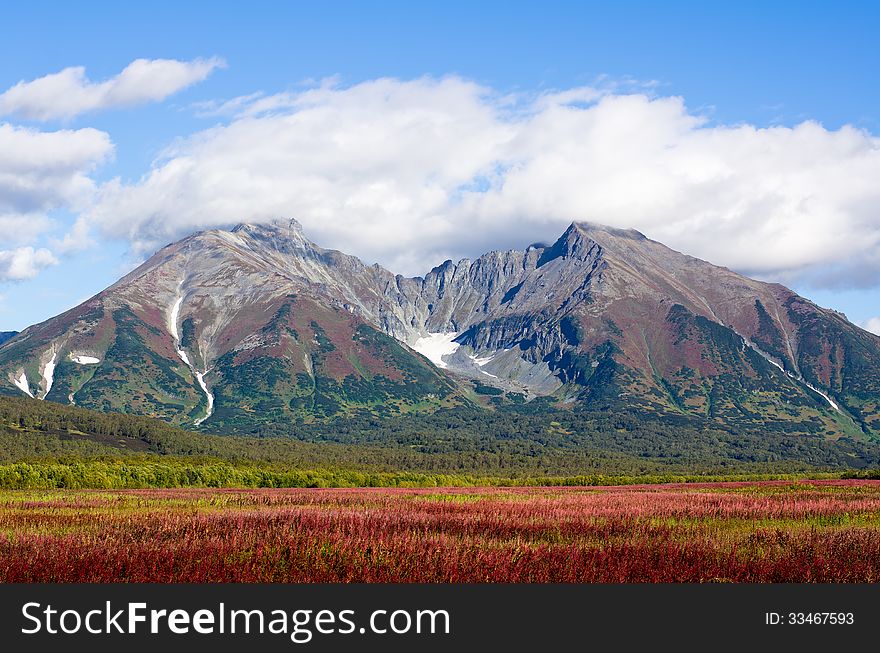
[71,355,100,365]
[13,371,33,398]
[168,291,212,424]
[412,332,460,369]
[469,353,495,367]
[468,353,499,378]
[193,371,214,426]
[168,295,192,366]
[765,355,840,410]
[802,380,840,412]
[40,352,57,399]
[744,338,840,411]
[168,296,183,341]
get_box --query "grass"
[2,480,880,582]
[0,458,862,490]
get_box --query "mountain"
[2,219,880,439]
[0,221,463,430]
[0,332,16,346]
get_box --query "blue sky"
[1,1,879,331]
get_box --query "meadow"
[2,479,880,582]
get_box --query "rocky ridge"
[2,219,879,437]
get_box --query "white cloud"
[0,213,54,247]
[0,247,58,281]
[863,318,880,336]
[85,76,880,284]
[0,123,112,279]
[191,91,266,118]
[0,122,112,249]
[0,57,224,121]
[0,123,112,216]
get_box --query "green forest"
[1,395,879,489]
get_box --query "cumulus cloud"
[0,213,54,248]
[863,318,880,336]
[0,123,112,281]
[85,76,880,283]
[0,123,112,215]
[0,58,224,121]
[0,247,58,281]
[0,122,112,251]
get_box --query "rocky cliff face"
[2,218,879,438]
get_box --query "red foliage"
[2,481,880,583]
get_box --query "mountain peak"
[530,221,659,270]
[231,217,304,236]
[568,221,647,241]
[226,218,316,254]
[536,220,619,267]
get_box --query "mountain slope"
[2,219,879,439]
[0,222,464,429]
[0,332,16,346]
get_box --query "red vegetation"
[2,481,880,583]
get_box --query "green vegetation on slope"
[2,393,880,490]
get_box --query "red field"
[2,480,880,582]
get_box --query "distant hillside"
[2,395,880,479]
[0,332,16,346]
